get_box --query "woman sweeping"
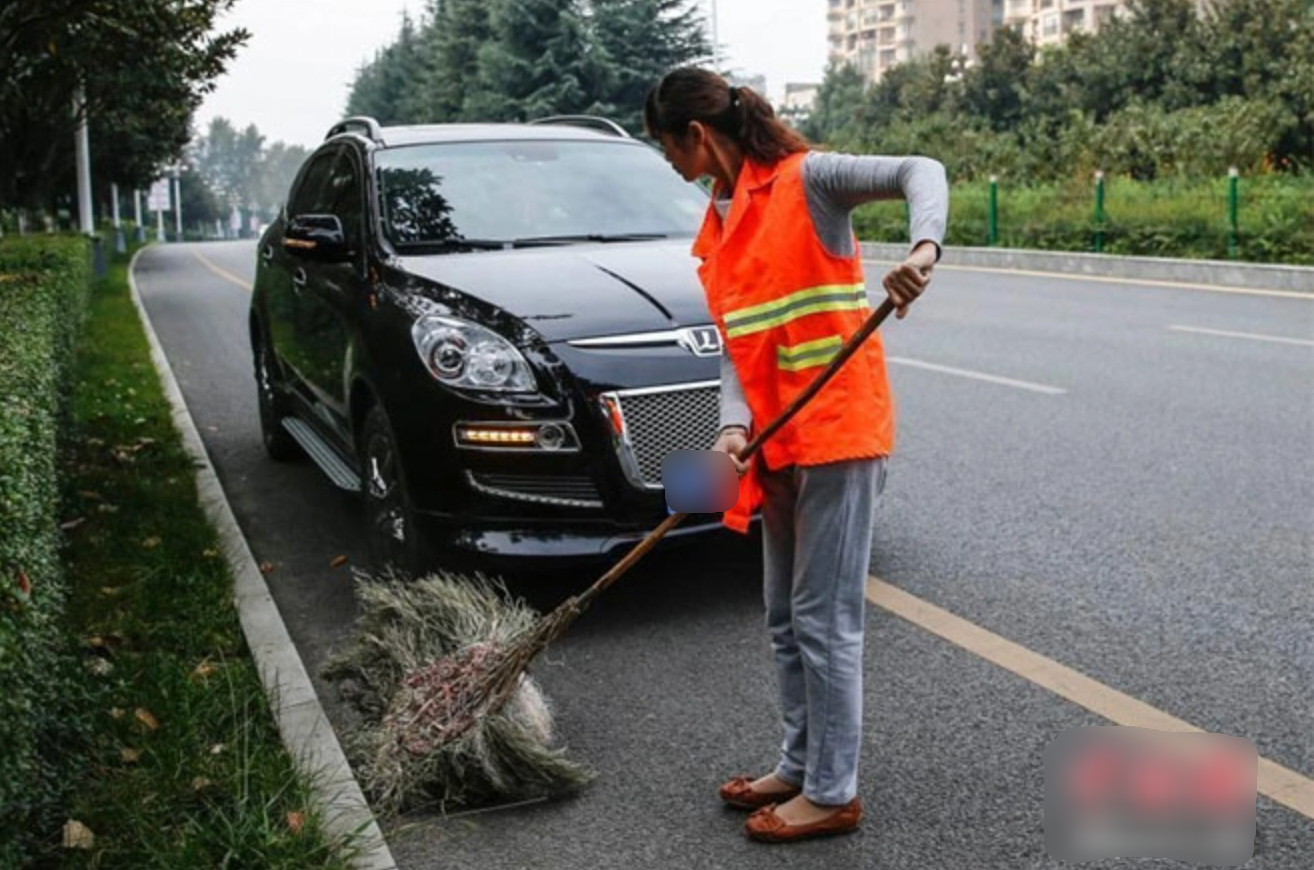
[644,67,949,844]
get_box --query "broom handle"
[567,297,898,614]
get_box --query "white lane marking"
[886,356,1066,395]
[864,259,1313,300]
[1168,325,1314,348]
[866,575,1314,820]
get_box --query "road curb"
[126,246,397,870]
[860,242,1314,295]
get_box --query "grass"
[39,248,361,869]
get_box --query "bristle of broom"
[323,567,594,815]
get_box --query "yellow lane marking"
[865,574,1314,819]
[191,248,253,291]
[1168,324,1314,348]
[862,259,1313,300]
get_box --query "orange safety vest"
[692,150,895,534]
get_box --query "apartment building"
[1001,0,1123,46]
[826,0,999,82]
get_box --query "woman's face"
[658,126,710,183]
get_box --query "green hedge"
[0,236,95,867]
[853,174,1314,266]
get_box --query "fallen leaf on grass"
[209,743,225,756]
[141,536,162,549]
[134,708,159,731]
[78,491,103,501]
[109,708,125,720]
[330,555,349,569]
[62,820,94,850]
[59,518,86,531]
[100,587,122,597]
[286,812,305,835]
[192,777,214,792]
[191,660,217,681]
[96,503,120,514]
[202,548,219,558]
[85,658,112,676]
[121,748,141,764]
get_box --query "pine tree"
[466,0,601,122]
[586,0,710,133]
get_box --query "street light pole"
[709,0,720,70]
[74,86,94,236]
[171,169,182,240]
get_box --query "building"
[826,0,999,83]
[728,72,769,99]
[779,82,822,126]
[1001,0,1123,47]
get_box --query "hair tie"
[729,86,741,108]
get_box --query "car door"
[294,146,367,449]
[265,147,337,406]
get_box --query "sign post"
[148,180,170,242]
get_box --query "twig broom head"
[324,567,593,815]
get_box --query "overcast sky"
[195,0,829,149]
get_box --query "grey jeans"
[758,455,887,806]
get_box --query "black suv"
[250,115,740,572]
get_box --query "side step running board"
[281,417,362,492]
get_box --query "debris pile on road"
[323,569,593,815]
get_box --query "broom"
[332,296,901,813]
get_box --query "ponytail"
[644,67,810,164]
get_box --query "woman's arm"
[802,152,949,262]
[719,352,752,432]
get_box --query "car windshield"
[374,139,708,251]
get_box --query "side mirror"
[283,214,351,261]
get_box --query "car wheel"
[360,404,431,577]
[255,337,302,461]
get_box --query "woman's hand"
[883,240,938,319]
[712,425,750,478]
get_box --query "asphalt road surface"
[133,241,1313,870]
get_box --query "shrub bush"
[0,236,95,866]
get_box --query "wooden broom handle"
[738,296,896,463]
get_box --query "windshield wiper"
[395,238,514,253]
[510,232,671,245]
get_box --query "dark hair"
[644,66,810,164]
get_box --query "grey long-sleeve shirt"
[717,151,950,431]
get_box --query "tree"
[344,12,424,124]
[0,0,247,211]
[586,0,710,133]
[465,0,601,122]
[961,26,1034,132]
[802,62,867,146]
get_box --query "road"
[132,240,1313,869]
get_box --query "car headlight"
[411,315,536,392]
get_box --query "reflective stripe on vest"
[723,281,868,338]
[776,334,844,372]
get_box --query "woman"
[644,67,949,844]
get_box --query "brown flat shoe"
[745,797,863,843]
[719,775,803,810]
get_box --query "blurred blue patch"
[662,449,737,514]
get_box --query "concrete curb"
[126,247,397,870]
[859,242,1314,295]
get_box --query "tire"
[360,404,432,577]
[255,337,302,461]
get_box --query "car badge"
[678,326,723,357]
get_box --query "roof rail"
[325,116,384,143]
[528,115,631,138]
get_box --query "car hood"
[396,240,712,342]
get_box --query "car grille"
[467,472,603,508]
[613,382,722,488]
